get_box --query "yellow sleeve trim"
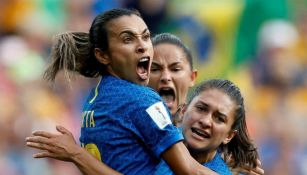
[89,77,101,104]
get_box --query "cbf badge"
[146,102,172,129]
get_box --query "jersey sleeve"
[132,101,184,158]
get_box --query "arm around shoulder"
[161,141,218,175]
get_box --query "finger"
[33,151,55,158]
[234,168,250,174]
[238,168,264,175]
[27,141,60,153]
[251,167,264,175]
[246,170,260,175]
[32,131,56,138]
[26,136,54,146]
[26,141,46,150]
[56,125,71,135]
[243,164,264,175]
[230,168,241,175]
[257,159,262,166]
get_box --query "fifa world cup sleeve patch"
[146,101,172,129]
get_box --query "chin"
[188,142,202,149]
[188,143,210,153]
[186,138,209,150]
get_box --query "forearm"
[26,126,122,175]
[162,142,218,175]
[71,147,122,175]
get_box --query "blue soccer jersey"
[203,152,232,175]
[79,75,183,174]
[154,151,232,175]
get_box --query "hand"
[26,125,82,162]
[230,159,264,175]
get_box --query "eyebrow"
[151,62,160,66]
[168,61,183,67]
[195,101,208,108]
[119,28,149,36]
[151,62,162,69]
[151,61,183,67]
[197,101,228,120]
[216,111,227,120]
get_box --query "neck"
[189,148,217,164]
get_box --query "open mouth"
[136,56,150,80]
[191,128,210,139]
[158,87,175,108]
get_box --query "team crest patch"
[146,102,172,129]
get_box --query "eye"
[150,65,160,72]
[143,33,151,41]
[151,68,158,72]
[123,36,133,43]
[172,67,182,72]
[214,114,226,123]
[195,104,208,112]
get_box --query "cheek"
[182,121,191,138]
[174,79,189,95]
[182,113,198,127]
[212,126,231,140]
[177,86,189,97]
[148,75,159,87]
[146,43,154,55]
[175,73,192,88]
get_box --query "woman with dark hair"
[150,34,263,174]
[150,33,197,125]
[26,8,216,175]
[154,79,259,175]
[27,77,262,174]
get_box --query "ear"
[95,48,110,65]
[222,130,237,145]
[189,69,198,87]
[174,103,187,127]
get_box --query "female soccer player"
[27,78,262,175]
[26,31,265,174]
[149,33,197,125]
[26,8,216,175]
[155,79,260,174]
[150,34,263,174]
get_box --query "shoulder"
[204,152,232,175]
[103,75,162,104]
[116,78,161,101]
[127,84,163,110]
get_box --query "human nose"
[160,70,172,83]
[136,39,149,53]
[198,114,212,128]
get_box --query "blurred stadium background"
[1,0,307,174]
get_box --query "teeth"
[192,128,209,138]
[139,57,149,62]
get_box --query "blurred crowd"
[1,0,307,174]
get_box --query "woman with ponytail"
[26,8,217,175]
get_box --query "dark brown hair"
[152,33,193,70]
[44,8,141,82]
[188,79,259,168]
